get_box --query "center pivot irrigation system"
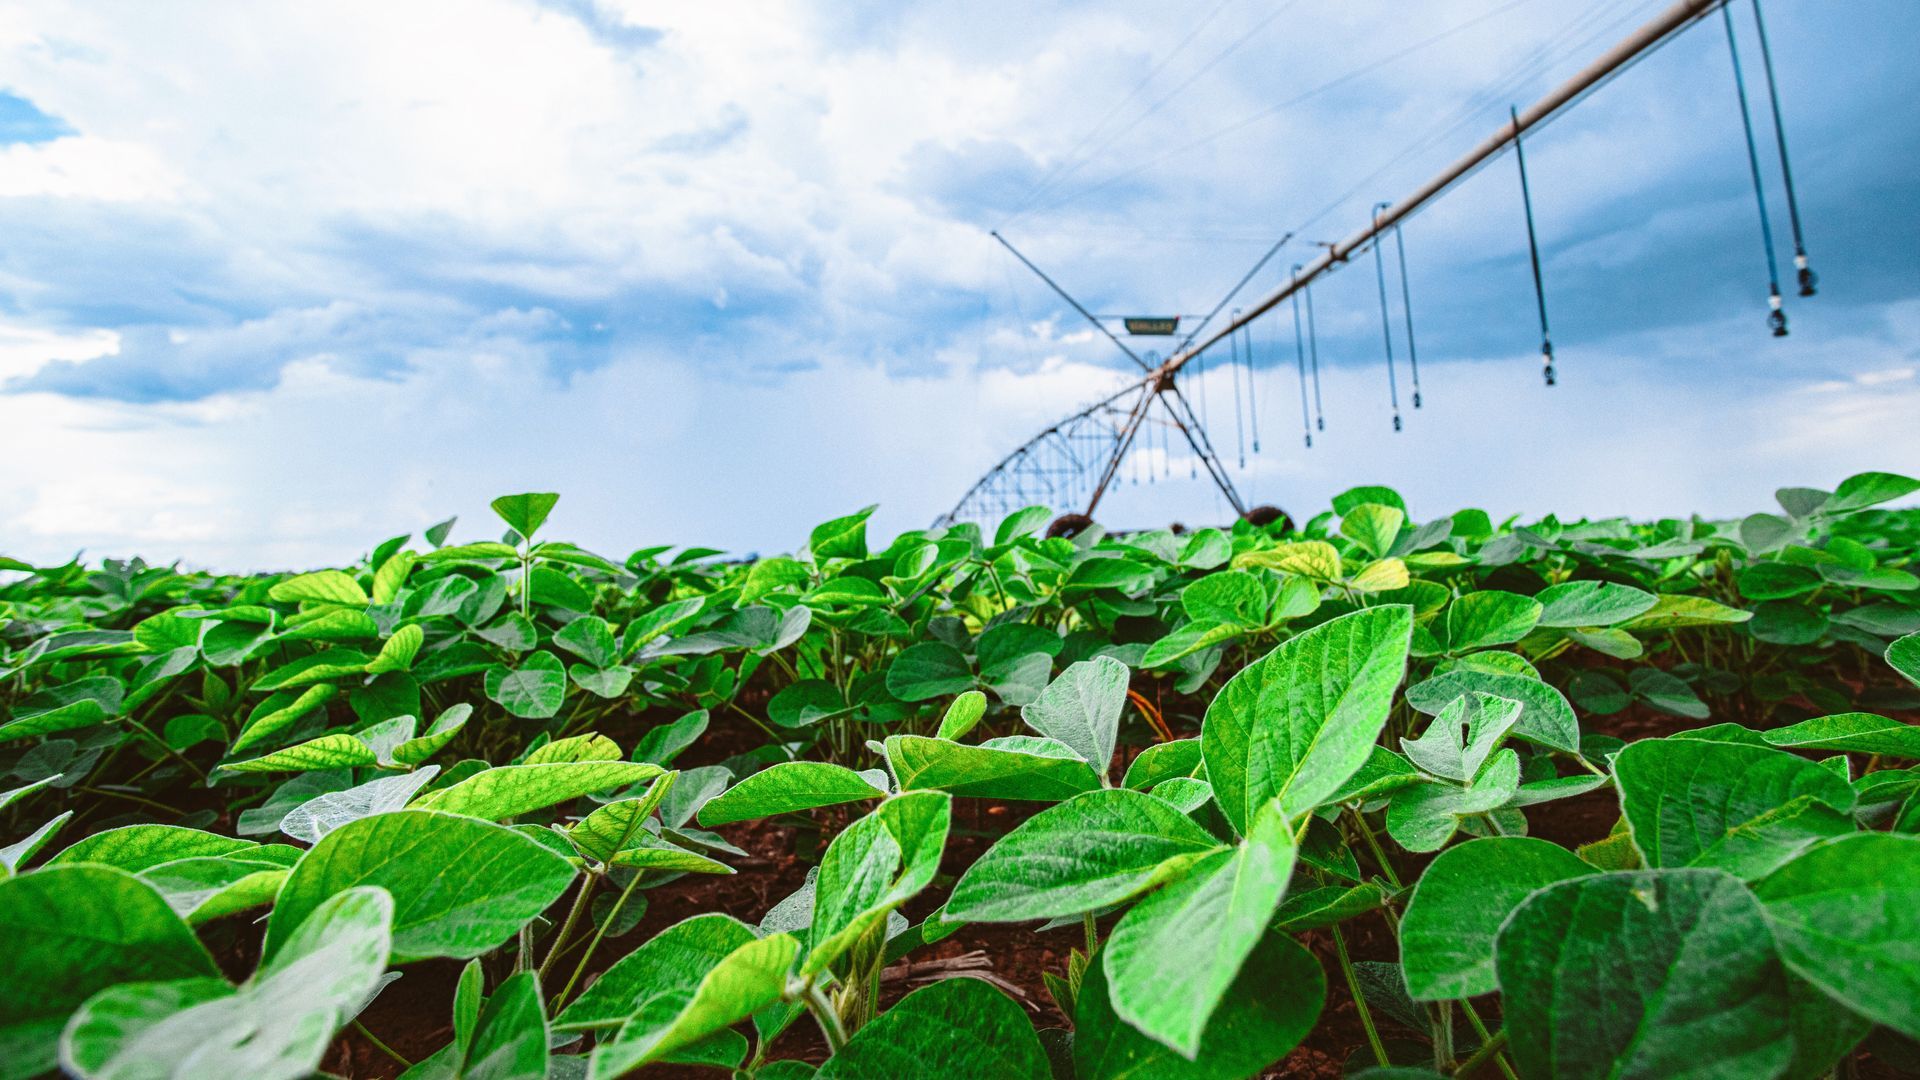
[939,0,1818,530]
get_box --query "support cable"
[1290,266,1314,448]
[1748,0,1815,296]
[1510,106,1558,384]
[1303,277,1325,432]
[1392,223,1425,408]
[1244,323,1262,453]
[1371,205,1404,431]
[1721,6,1788,337]
[1229,308,1247,467]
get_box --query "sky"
[1,0,1916,569]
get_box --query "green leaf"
[253,649,372,691]
[886,735,1102,801]
[1824,470,1919,513]
[49,825,262,873]
[1101,800,1298,1056]
[1383,749,1521,853]
[1021,656,1129,774]
[558,913,760,1030]
[1074,933,1322,1080]
[0,866,219,1080]
[634,711,707,766]
[1398,836,1596,1000]
[1762,712,1920,757]
[1738,563,1823,601]
[1891,631,1920,687]
[936,690,988,741]
[0,677,124,742]
[1442,591,1541,651]
[267,569,369,606]
[455,971,548,1080]
[1122,738,1203,790]
[994,505,1052,547]
[1620,594,1752,631]
[805,792,949,974]
[1271,881,1389,932]
[947,788,1224,922]
[366,624,424,674]
[266,809,575,963]
[1341,504,1405,559]
[581,919,798,1080]
[1202,605,1413,834]
[768,680,851,729]
[490,493,560,540]
[1233,539,1340,579]
[810,506,876,561]
[697,762,888,826]
[392,704,472,766]
[1180,571,1268,628]
[524,732,622,764]
[1498,868,1799,1080]
[1397,692,1522,783]
[412,761,663,821]
[1616,738,1854,876]
[568,773,678,863]
[484,651,568,718]
[219,732,380,775]
[885,642,974,701]
[1405,668,1579,753]
[279,767,443,845]
[555,616,619,669]
[61,887,393,1080]
[232,684,337,754]
[1757,833,1920,1039]
[816,978,1047,1080]
[1534,580,1659,628]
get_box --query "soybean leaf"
[1272,881,1389,933]
[885,642,974,701]
[810,506,876,561]
[573,917,799,1079]
[268,570,369,606]
[567,773,678,864]
[1020,656,1130,774]
[1891,632,1920,687]
[1534,580,1660,628]
[1497,868,1798,1080]
[1202,605,1413,834]
[218,733,380,775]
[947,788,1225,922]
[885,735,1102,802]
[936,690,988,741]
[0,866,219,1080]
[491,493,560,540]
[1442,591,1542,651]
[232,684,337,754]
[281,766,443,845]
[1383,749,1521,853]
[366,624,424,675]
[815,978,1047,1080]
[1405,668,1579,753]
[1763,712,1920,757]
[1341,504,1405,559]
[1756,833,1920,1039]
[634,711,708,766]
[49,825,262,873]
[392,704,472,766]
[555,616,619,669]
[698,762,887,826]
[1122,738,1204,790]
[1824,470,1920,513]
[485,651,568,719]
[412,761,663,821]
[1398,836,1596,1000]
[1616,738,1854,875]
[60,887,393,1080]
[266,809,575,963]
[1398,692,1523,783]
[805,792,950,974]
[1074,933,1323,1080]
[1101,800,1298,1056]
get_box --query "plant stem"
[125,719,208,783]
[1431,999,1455,1071]
[537,873,598,983]
[1454,1027,1509,1078]
[1083,911,1099,955]
[1460,1000,1519,1080]
[1332,924,1389,1069]
[74,785,184,816]
[1349,810,1403,889]
[556,869,645,1009]
[352,1020,413,1069]
[803,983,849,1054]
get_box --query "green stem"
[1431,999,1455,1071]
[537,873,598,983]
[125,719,208,783]
[352,1019,413,1069]
[803,983,849,1054]
[556,869,645,1009]
[1454,1027,1509,1078]
[1349,810,1403,889]
[1083,911,1099,955]
[74,785,184,817]
[1460,1000,1519,1080]
[1332,924,1389,1069]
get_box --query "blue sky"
[0,0,1915,568]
